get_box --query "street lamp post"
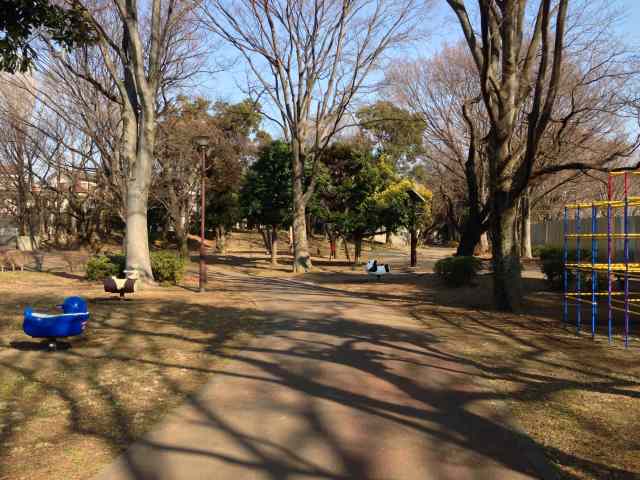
[193,135,210,292]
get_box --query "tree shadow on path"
[97,272,638,480]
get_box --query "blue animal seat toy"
[23,296,89,350]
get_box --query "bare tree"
[436,0,640,309]
[200,0,426,272]
[387,44,491,255]
[0,75,36,236]
[38,0,207,281]
[0,74,116,248]
[390,34,640,260]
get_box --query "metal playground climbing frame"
[563,171,640,348]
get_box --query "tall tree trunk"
[342,236,351,263]
[410,228,418,267]
[520,191,532,259]
[491,192,522,311]
[291,139,311,272]
[69,213,77,240]
[271,225,278,265]
[260,227,271,254]
[354,235,363,265]
[445,0,569,312]
[457,213,485,256]
[125,181,153,279]
[479,232,489,254]
[125,187,153,279]
[325,225,337,260]
[306,212,313,239]
[288,226,293,254]
[216,226,227,254]
[175,220,188,258]
[117,1,169,283]
[124,110,154,281]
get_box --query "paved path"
[95,272,544,480]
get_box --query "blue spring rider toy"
[23,296,90,351]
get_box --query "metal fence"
[532,216,640,260]
[0,217,17,246]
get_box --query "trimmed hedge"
[150,251,185,284]
[85,251,184,284]
[537,245,595,290]
[85,254,125,280]
[434,256,482,287]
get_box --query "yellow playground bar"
[563,171,640,347]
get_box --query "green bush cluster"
[537,245,594,290]
[85,254,125,280]
[85,251,184,284]
[434,256,482,287]
[150,251,185,284]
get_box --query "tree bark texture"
[124,122,153,280]
[271,225,278,265]
[456,213,486,257]
[457,98,488,257]
[216,226,227,254]
[410,229,418,267]
[491,192,522,311]
[520,191,533,259]
[354,235,363,265]
[177,228,188,258]
[291,140,311,272]
[479,232,490,254]
[260,228,271,255]
[343,237,351,263]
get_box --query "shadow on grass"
[0,272,637,479]
[46,271,86,281]
[190,253,288,272]
[9,340,71,351]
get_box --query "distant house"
[0,164,98,246]
[0,163,18,220]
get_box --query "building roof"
[408,188,427,204]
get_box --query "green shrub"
[109,254,126,276]
[532,245,544,258]
[150,251,185,284]
[86,252,183,284]
[538,246,592,290]
[434,256,482,287]
[86,254,124,280]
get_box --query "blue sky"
[618,0,640,41]
[198,0,640,126]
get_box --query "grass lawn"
[0,270,261,480]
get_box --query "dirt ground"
[0,267,260,479]
[306,272,640,479]
[1,232,639,479]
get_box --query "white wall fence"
[533,216,640,260]
[0,217,17,246]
